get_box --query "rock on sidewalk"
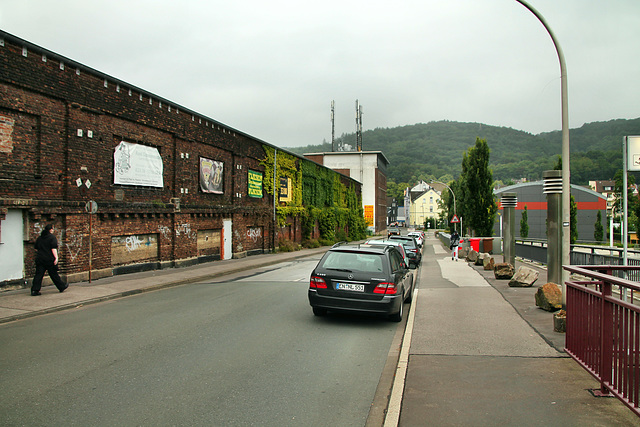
[483,256,495,271]
[475,253,489,266]
[494,263,514,279]
[509,266,539,287]
[535,283,562,311]
[466,250,478,263]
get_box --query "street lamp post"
[516,0,570,306]
[431,180,456,232]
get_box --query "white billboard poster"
[113,141,164,187]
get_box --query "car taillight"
[310,276,327,289]
[373,282,398,295]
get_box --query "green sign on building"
[248,170,263,198]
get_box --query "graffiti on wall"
[157,225,172,240]
[176,223,197,239]
[247,227,262,243]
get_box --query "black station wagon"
[308,243,414,322]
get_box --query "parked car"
[308,243,414,322]
[365,239,415,270]
[388,235,422,267]
[387,227,400,238]
[407,231,424,247]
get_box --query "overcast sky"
[1,0,638,147]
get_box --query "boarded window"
[197,229,221,256]
[111,234,159,266]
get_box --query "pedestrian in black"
[450,229,460,261]
[31,224,68,296]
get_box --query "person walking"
[31,224,68,296]
[450,229,460,261]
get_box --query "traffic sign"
[85,200,98,214]
[450,214,459,223]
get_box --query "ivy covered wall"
[261,146,367,244]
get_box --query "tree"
[459,138,497,236]
[520,205,529,238]
[613,169,637,215]
[594,210,604,242]
[570,195,578,244]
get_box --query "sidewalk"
[397,235,638,426]
[0,247,329,324]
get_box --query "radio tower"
[331,100,335,152]
[355,100,363,151]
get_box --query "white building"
[409,186,442,227]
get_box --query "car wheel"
[390,298,403,322]
[313,307,327,316]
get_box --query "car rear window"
[322,251,384,272]
[391,237,416,249]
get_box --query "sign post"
[450,214,459,232]
[624,136,640,269]
[85,200,98,282]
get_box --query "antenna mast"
[331,100,335,152]
[355,100,363,151]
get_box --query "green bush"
[278,239,299,252]
[302,239,321,248]
[318,238,334,247]
[335,230,349,242]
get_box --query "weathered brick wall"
[0,32,276,282]
[0,31,358,287]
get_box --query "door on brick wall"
[223,219,232,260]
[0,209,24,282]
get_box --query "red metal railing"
[564,265,640,417]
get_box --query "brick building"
[0,31,361,289]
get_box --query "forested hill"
[286,118,640,185]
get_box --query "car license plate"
[336,283,364,292]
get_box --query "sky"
[1,0,638,148]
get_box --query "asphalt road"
[0,256,399,426]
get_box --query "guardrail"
[515,241,640,281]
[564,265,640,417]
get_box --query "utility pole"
[355,99,363,151]
[331,100,335,152]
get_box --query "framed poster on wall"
[200,157,224,194]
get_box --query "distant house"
[410,188,442,228]
[589,180,616,216]
[494,181,607,242]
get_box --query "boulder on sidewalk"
[508,266,539,287]
[494,263,514,279]
[466,250,478,263]
[483,256,495,271]
[535,283,562,311]
[475,252,490,266]
[458,246,469,259]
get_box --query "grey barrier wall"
[516,240,640,282]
